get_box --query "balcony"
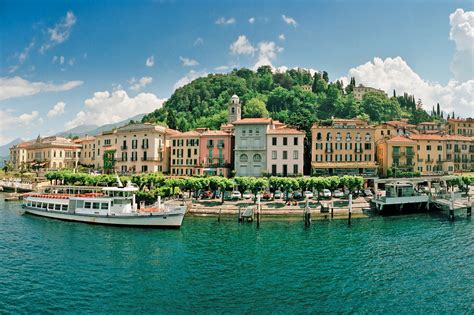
[354,148,363,153]
[425,159,433,163]
[116,158,128,162]
[207,144,214,148]
[325,148,333,153]
[141,144,149,149]
[120,145,128,150]
[141,157,163,162]
[217,144,225,149]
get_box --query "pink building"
[198,130,233,177]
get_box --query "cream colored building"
[170,131,200,176]
[353,85,387,100]
[24,136,81,170]
[10,141,33,170]
[94,130,118,172]
[448,118,474,136]
[267,126,305,176]
[74,135,96,167]
[311,118,377,176]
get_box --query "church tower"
[228,94,241,123]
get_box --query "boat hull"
[24,207,185,228]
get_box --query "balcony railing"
[141,157,163,162]
[120,146,128,150]
[325,148,333,153]
[141,144,149,149]
[354,148,363,153]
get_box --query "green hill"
[143,66,439,173]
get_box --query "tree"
[243,97,269,118]
[436,103,440,117]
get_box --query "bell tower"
[228,94,241,123]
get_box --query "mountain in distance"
[56,113,146,137]
[0,138,23,156]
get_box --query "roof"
[165,128,181,136]
[409,134,473,141]
[200,130,231,137]
[448,118,473,123]
[232,118,273,125]
[267,127,305,135]
[16,140,34,148]
[311,161,378,168]
[74,136,96,143]
[170,130,200,138]
[386,135,416,143]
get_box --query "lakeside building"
[198,129,233,177]
[169,131,200,176]
[9,140,34,170]
[311,118,378,177]
[376,135,417,177]
[94,129,118,172]
[448,118,474,136]
[266,125,305,176]
[21,136,82,170]
[74,135,96,167]
[353,85,387,100]
[416,121,445,134]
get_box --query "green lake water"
[0,195,473,313]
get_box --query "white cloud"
[129,76,153,91]
[249,17,255,24]
[47,101,66,118]
[68,57,75,66]
[65,90,166,129]
[282,15,297,27]
[60,56,65,64]
[278,33,285,41]
[179,56,199,67]
[215,17,235,25]
[193,37,204,46]
[254,41,283,70]
[0,109,40,136]
[0,76,83,101]
[40,11,77,53]
[9,40,35,73]
[173,70,208,90]
[230,35,256,55]
[146,55,155,67]
[449,9,474,82]
[340,56,474,117]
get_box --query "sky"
[0,0,473,146]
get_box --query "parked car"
[273,190,283,199]
[363,189,373,197]
[262,192,272,200]
[215,190,222,199]
[242,191,253,199]
[223,191,232,201]
[332,189,344,198]
[200,190,213,199]
[303,191,314,199]
[293,191,303,200]
[231,191,242,200]
[320,189,332,198]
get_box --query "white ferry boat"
[22,181,186,228]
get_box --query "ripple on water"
[0,199,473,313]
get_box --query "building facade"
[376,135,417,177]
[311,118,378,176]
[266,126,305,176]
[448,118,474,136]
[198,130,233,177]
[75,136,96,167]
[353,85,387,100]
[170,131,200,176]
[24,136,81,170]
[233,118,273,177]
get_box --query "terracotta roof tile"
[232,118,273,125]
[267,127,305,135]
[387,135,416,143]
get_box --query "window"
[336,132,342,141]
[271,164,277,175]
[317,132,322,141]
[283,151,288,160]
[272,151,277,159]
[240,154,248,162]
[272,137,277,145]
[48,203,54,210]
[93,202,100,210]
[101,203,108,210]
[427,145,431,151]
[364,143,371,150]
[437,145,442,151]
[293,164,298,174]
[77,200,84,208]
[55,204,61,211]
[293,150,298,159]
[85,202,92,209]
[253,154,262,162]
[293,137,298,146]
[283,137,288,145]
[61,205,68,212]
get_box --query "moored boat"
[22,180,186,228]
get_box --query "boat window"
[93,202,100,210]
[42,203,47,209]
[32,202,36,207]
[111,201,114,207]
[48,203,54,210]
[100,203,108,210]
[76,200,84,208]
[61,205,68,212]
[55,204,61,211]
[84,202,91,209]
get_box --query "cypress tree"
[436,103,440,116]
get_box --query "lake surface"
[1,195,473,313]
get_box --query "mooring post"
[467,195,471,218]
[238,206,242,222]
[304,196,311,227]
[449,191,455,221]
[218,207,221,222]
[348,194,352,226]
[256,193,261,228]
[331,205,334,219]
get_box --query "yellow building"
[353,85,387,100]
[25,136,82,170]
[311,118,377,176]
[376,135,417,177]
[74,135,96,167]
[10,140,33,170]
[170,131,200,176]
[448,118,474,136]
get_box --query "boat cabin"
[385,183,416,198]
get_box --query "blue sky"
[1,0,473,145]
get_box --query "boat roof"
[102,186,138,191]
